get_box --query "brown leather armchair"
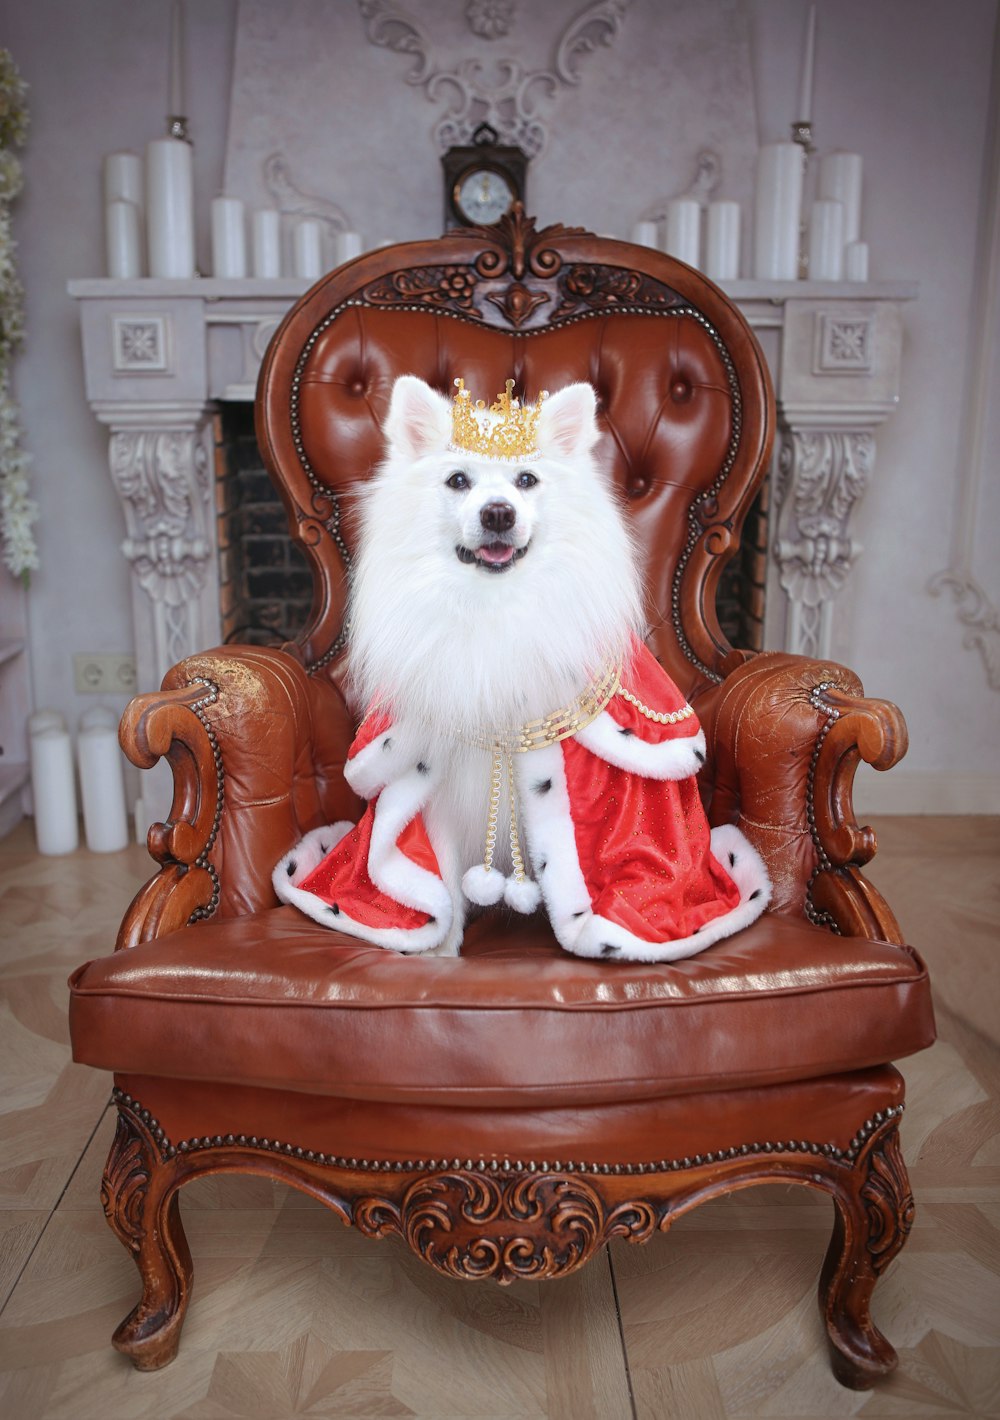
[69,211,935,1388]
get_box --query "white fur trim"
[513,744,593,933]
[272,822,353,895]
[276,879,448,953]
[574,712,707,781]
[564,824,772,963]
[462,863,507,906]
[365,768,453,929]
[344,727,407,800]
[504,876,542,913]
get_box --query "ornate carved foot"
[819,1117,914,1389]
[101,1107,193,1370]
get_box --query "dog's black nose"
[480,501,516,532]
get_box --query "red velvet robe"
[274,640,770,961]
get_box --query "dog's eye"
[515,470,538,489]
[446,471,470,490]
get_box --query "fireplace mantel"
[69,274,917,700]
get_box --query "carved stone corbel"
[773,426,874,659]
[98,407,218,695]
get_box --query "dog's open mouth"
[456,541,530,574]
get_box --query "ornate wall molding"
[357,0,631,155]
[928,23,1000,691]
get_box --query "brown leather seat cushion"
[69,908,934,1108]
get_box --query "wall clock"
[442,123,528,229]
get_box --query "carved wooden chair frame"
[99,210,919,1388]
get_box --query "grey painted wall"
[5,0,999,811]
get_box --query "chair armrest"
[117,645,360,948]
[697,651,908,942]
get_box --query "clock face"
[454,166,515,225]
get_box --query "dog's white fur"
[342,375,645,955]
[348,376,644,739]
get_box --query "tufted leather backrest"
[256,211,774,702]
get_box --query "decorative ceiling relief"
[357,0,631,156]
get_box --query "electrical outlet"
[74,652,137,696]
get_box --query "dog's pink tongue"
[477,543,515,565]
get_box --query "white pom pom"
[505,876,542,914]
[462,864,507,906]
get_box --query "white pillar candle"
[146,137,195,278]
[630,220,658,248]
[78,707,129,853]
[808,199,845,280]
[293,219,323,279]
[105,199,142,278]
[103,151,144,211]
[845,240,870,281]
[336,230,364,264]
[753,142,804,280]
[29,711,78,856]
[664,199,700,267]
[819,151,863,244]
[211,196,247,278]
[252,207,281,277]
[705,201,741,281]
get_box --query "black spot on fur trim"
[417,761,429,774]
[539,860,547,873]
[327,903,341,916]
[601,943,621,958]
[319,842,330,854]
[729,851,736,867]
[533,778,552,794]
[750,888,762,901]
[572,910,585,918]
[619,726,634,737]
[427,917,436,925]
[694,750,705,764]
[382,737,392,750]
[286,860,297,876]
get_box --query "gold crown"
[450,377,548,462]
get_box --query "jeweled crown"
[450,377,548,462]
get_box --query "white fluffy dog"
[274,374,770,960]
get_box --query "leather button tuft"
[670,378,692,403]
[628,474,650,498]
[349,378,366,396]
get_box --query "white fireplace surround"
[70,272,914,697]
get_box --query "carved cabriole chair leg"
[818,1116,915,1389]
[101,1108,193,1371]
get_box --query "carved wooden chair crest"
[70,210,934,1387]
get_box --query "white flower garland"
[0,49,37,583]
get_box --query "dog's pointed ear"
[535,383,600,461]
[383,376,452,461]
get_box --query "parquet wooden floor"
[0,816,997,1419]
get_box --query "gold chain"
[465,662,622,753]
[615,685,695,726]
[506,749,527,882]
[483,747,503,873]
